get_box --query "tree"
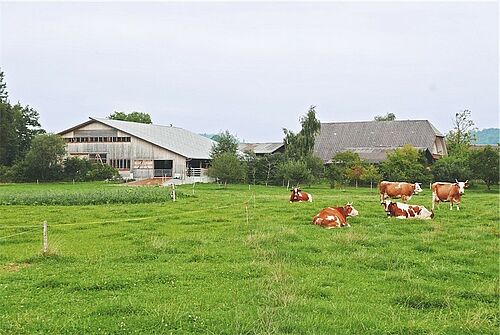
[379,145,432,184]
[210,131,239,158]
[208,152,246,185]
[108,111,152,124]
[0,72,44,166]
[0,70,8,103]
[326,151,364,188]
[469,146,499,190]
[431,155,472,182]
[362,164,382,190]
[374,113,396,121]
[278,160,312,187]
[283,105,321,160]
[446,109,476,156]
[0,102,17,166]
[22,134,66,181]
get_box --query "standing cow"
[289,188,312,203]
[432,180,468,210]
[379,181,423,203]
[312,203,359,228]
[382,200,433,220]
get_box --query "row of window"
[65,137,131,143]
[109,159,131,170]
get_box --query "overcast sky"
[0,1,498,142]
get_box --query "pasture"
[0,182,498,334]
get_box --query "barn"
[59,117,215,181]
[314,120,448,164]
[237,142,285,156]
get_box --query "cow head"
[413,183,423,194]
[290,187,301,201]
[381,199,394,215]
[455,179,468,195]
[344,202,359,217]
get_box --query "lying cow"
[289,188,312,203]
[432,180,468,210]
[382,200,433,220]
[312,203,359,228]
[379,181,423,203]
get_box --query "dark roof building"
[314,120,447,163]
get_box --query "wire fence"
[0,196,256,244]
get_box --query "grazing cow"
[312,203,359,228]
[381,200,433,220]
[379,181,423,203]
[289,188,312,203]
[432,180,468,210]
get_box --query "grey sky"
[1,1,498,142]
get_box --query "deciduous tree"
[108,111,152,124]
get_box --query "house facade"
[59,117,215,181]
[314,120,448,164]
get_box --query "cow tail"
[430,210,434,219]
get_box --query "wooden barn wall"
[61,121,187,179]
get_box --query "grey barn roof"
[238,142,284,155]
[61,117,216,160]
[314,120,444,163]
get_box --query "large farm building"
[314,120,448,163]
[59,117,215,181]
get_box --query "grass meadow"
[0,182,498,334]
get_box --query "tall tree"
[108,111,152,124]
[283,105,321,160]
[0,70,8,103]
[0,72,44,166]
[210,130,239,158]
[374,113,396,121]
[446,109,476,156]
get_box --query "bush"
[469,146,499,190]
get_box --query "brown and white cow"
[432,180,468,210]
[289,188,312,203]
[312,203,359,228]
[382,200,433,220]
[379,181,423,203]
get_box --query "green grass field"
[0,182,498,334]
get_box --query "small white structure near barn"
[59,117,215,182]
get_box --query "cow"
[312,203,359,228]
[431,180,468,210]
[381,200,433,220]
[289,188,312,203]
[379,181,423,203]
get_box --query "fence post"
[245,205,249,224]
[42,221,48,255]
[172,184,176,202]
[192,182,195,195]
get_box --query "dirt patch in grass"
[1,262,30,273]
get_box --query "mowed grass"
[0,182,498,334]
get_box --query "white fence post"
[42,221,48,255]
[172,184,176,202]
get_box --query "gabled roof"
[60,117,215,159]
[314,120,444,163]
[238,142,284,155]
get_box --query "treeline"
[0,71,119,183]
[209,109,499,189]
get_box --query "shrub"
[379,145,432,184]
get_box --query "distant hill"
[199,133,221,142]
[473,128,499,145]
